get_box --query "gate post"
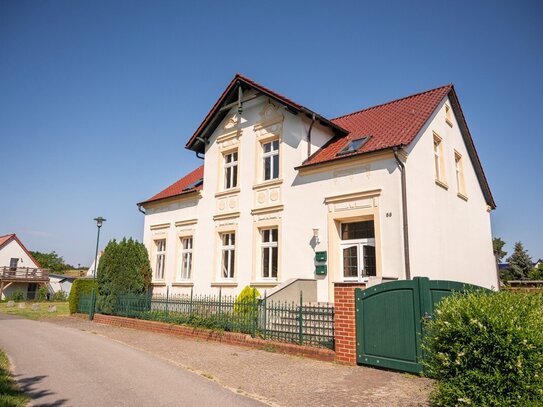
[334,282,367,364]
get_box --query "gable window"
[261,228,278,279]
[179,237,193,280]
[336,136,370,156]
[262,140,279,181]
[224,151,238,189]
[220,232,235,279]
[154,239,166,280]
[445,104,453,126]
[455,151,467,199]
[433,133,447,188]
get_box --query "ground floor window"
[340,220,376,280]
[179,237,193,280]
[154,239,166,280]
[261,228,278,279]
[220,232,235,279]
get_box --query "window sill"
[172,282,194,287]
[211,282,238,287]
[457,192,468,202]
[215,188,240,198]
[253,179,283,190]
[435,179,449,190]
[250,281,278,287]
[151,281,166,286]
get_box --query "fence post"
[299,290,303,346]
[166,285,170,316]
[189,287,193,317]
[263,290,267,340]
[218,287,222,320]
[252,288,257,337]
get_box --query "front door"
[340,220,376,281]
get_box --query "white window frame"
[433,132,447,187]
[179,236,193,280]
[455,151,467,198]
[224,151,238,190]
[262,140,279,181]
[220,232,235,279]
[445,103,453,126]
[260,228,278,279]
[154,239,166,280]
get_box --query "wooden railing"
[0,267,49,281]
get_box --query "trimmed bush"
[52,290,68,302]
[37,286,49,302]
[423,290,543,406]
[96,238,152,315]
[68,279,97,314]
[234,286,260,315]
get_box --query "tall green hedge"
[68,279,97,314]
[96,238,151,315]
[423,290,543,406]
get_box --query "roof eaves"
[137,188,201,207]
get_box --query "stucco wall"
[0,239,40,268]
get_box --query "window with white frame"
[445,103,453,125]
[455,151,467,197]
[260,228,278,279]
[262,140,279,181]
[179,237,193,280]
[433,133,446,184]
[220,232,235,279]
[224,151,238,189]
[154,239,166,280]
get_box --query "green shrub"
[423,290,543,406]
[68,279,97,314]
[233,286,260,315]
[8,289,24,302]
[37,286,49,302]
[52,290,68,301]
[97,238,152,315]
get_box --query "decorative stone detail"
[254,102,284,137]
[216,192,239,214]
[253,185,282,209]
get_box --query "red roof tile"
[0,234,14,247]
[302,85,452,166]
[0,233,42,268]
[139,165,204,205]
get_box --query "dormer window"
[336,136,370,156]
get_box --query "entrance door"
[340,220,376,281]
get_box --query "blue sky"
[1,0,541,266]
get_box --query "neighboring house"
[48,273,77,296]
[138,74,497,303]
[0,233,49,300]
[86,250,103,277]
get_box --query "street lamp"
[89,216,106,320]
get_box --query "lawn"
[0,349,28,407]
[0,302,69,320]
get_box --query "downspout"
[393,147,411,280]
[307,113,316,159]
[137,204,146,214]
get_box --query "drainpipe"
[307,113,316,159]
[393,147,411,280]
[137,204,146,214]
[195,152,204,160]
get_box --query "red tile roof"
[301,85,452,166]
[139,165,204,205]
[0,233,42,268]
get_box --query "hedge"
[68,279,97,314]
[423,290,543,406]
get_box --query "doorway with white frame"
[340,220,376,282]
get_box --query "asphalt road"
[0,314,263,406]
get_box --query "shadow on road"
[15,373,69,406]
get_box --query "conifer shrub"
[423,290,543,406]
[234,286,260,316]
[96,238,152,315]
[68,279,97,313]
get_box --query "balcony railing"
[0,267,50,281]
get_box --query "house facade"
[0,233,49,300]
[138,75,497,303]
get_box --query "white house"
[0,233,49,300]
[138,75,497,303]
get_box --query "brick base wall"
[334,282,366,365]
[93,314,335,362]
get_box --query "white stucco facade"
[140,83,498,303]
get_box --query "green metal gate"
[355,277,487,373]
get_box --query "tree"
[528,263,543,280]
[507,241,533,280]
[30,251,70,274]
[96,238,152,314]
[492,237,507,261]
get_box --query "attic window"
[336,137,370,156]
[182,179,203,191]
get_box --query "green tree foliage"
[423,290,543,406]
[492,237,507,261]
[528,263,543,280]
[30,251,72,274]
[96,238,152,315]
[233,286,260,315]
[507,241,533,280]
[68,279,97,314]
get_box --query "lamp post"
[89,216,106,320]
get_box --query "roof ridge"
[331,84,453,122]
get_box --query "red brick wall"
[334,282,366,365]
[93,314,335,362]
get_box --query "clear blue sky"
[1,0,541,266]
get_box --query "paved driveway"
[0,314,262,406]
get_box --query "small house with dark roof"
[138,75,498,302]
